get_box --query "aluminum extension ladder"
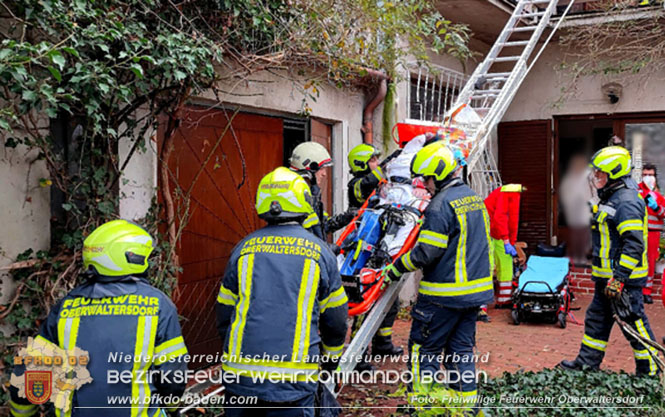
[327,0,579,397]
[453,0,576,198]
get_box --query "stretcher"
[335,189,427,317]
[511,255,578,328]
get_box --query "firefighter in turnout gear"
[9,220,188,417]
[559,146,659,376]
[484,184,525,307]
[216,167,348,416]
[346,143,402,359]
[383,142,494,413]
[290,142,356,240]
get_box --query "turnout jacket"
[216,224,348,402]
[9,276,188,417]
[394,178,494,309]
[591,177,648,285]
[303,183,356,240]
[347,166,385,208]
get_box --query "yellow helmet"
[590,146,632,180]
[256,167,313,221]
[410,142,457,181]
[290,142,332,173]
[348,144,381,174]
[83,220,154,276]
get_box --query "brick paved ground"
[338,293,665,416]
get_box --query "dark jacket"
[303,184,356,240]
[347,166,385,208]
[394,178,494,309]
[216,224,348,402]
[591,177,648,285]
[9,276,188,417]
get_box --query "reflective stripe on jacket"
[216,224,348,402]
[394,178,494,309]
[592,177,648,285]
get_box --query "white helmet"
[290,142,333,174]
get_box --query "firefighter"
[346,143,403,358]
[382,142,494,412]
[559,146,658,376]
[638,163,665,304]
[216,167,348,416]
[483,183,525,308]
[9,220,188,417]
[289,142,356,239]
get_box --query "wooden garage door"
[498,120,552,252]
[162,108,283,361]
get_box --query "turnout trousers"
[576,281,658,376]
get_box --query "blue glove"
[646,194,659,211]
[504,242,518,257]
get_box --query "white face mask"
[643,175,657,190]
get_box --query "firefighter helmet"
[289,142,332,173]
[348,144,381,174]
[590,146,632,180]
[410,142,457,182]
[83,220,154,276]
[256,167,313,221]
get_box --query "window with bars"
[408,67,467,122]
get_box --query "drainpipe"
[362,70,389,145]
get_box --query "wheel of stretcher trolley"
[511,309,520,325]
[558,311,567,329]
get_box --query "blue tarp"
[517,255,570,293]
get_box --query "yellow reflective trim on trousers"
[403,251,417,272]
[55,316,80,417]
[411,343,421,391]
[455,213,468,283]
[216,285,238,306]
[378,327,392,337]
[321,286,348,313]
[617,219,642,234]
[582,334,607,352]
[635,319,658,375]
[292,258,320,362]
[131,315,158,417]
[228,254,254,359]
[419,277,492,297]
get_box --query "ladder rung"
[518,12,546,18]
[485,72,512,78]
[512,25,538,32]
[494,56,521,62]
[502,40,529,47]
[475,89,502,94]
[472,94,498,99]
[521,0,552,4]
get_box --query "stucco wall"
[0,140,50,332]
[503,43,665,121]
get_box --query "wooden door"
[161,108,283,361]
[310,119,333,215]
[498,120,552,252]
